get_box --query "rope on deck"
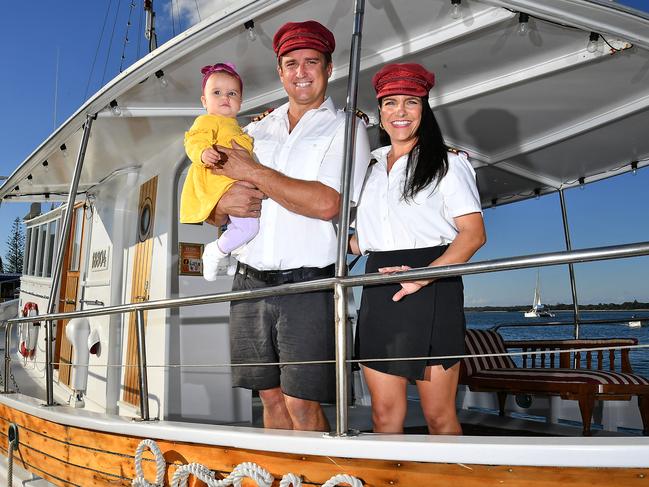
[135,439,364,487]
[132,439,166,487]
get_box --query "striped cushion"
[464,329,517,377]
[472,368,649,392]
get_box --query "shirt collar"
[371,145,410,171]
[270,97,336,120]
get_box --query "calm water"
[466,310,649,376]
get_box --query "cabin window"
[69,207,84,272]
[23,228,32,276]
[34,224,46,276]
[27,225,38,276]
[44,220,58,278]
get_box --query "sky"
[0,0,647,306]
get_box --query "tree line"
[2,217,24,274]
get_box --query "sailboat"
[524,271,555,318]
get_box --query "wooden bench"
[460,329,649,435]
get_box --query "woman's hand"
[378,265,431,302]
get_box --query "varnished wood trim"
[124,176,158,406]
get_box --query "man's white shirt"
[236,98,370,270]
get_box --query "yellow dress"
[180,114,254,223]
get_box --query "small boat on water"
[1,0,649,485]
[524,271,555,318]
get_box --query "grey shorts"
[229,271,335,403]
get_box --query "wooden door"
[123,176,157,407]
[56,204,86,386]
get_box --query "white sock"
[202,240,227,281]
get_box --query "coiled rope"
[135,439,363,487]
[171,460,273,487]
[279,473,302,486]
[322,474,364,487]
[132,439,166,487]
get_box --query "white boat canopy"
[2,0,649,207]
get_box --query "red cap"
[372,63,435,99]
[273,20,335,57]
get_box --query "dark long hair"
[379,95,448,201]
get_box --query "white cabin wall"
[79,171,141,414]
[162,160,251,424]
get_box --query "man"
[210,20,370,431]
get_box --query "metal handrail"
[6,240,649,326]
[4,239,649,423]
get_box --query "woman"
[350,63,486,434]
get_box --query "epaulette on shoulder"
[252,108,274,123]
[354,109,369,125]
[447,147,469,157]
[343,107,369,124]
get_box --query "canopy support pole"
[559,189,581,339]
[44,114,95,406]
[332,0,365,437]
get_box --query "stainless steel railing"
[3,240,649,428]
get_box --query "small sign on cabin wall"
[91,247,110,271]
[179,242,204,276]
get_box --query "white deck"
[1,393,647,468]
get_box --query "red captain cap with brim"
[372,63,435,99]
[273,20,335,57]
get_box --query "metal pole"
[3,322,10,393]
[135,309,150,420]
[333,0,365,437]
[44,114,95,406]
[144,0,158,52]
[559,189,581,339]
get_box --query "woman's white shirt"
[356,146,482,254]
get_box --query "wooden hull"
[1,402,648,486]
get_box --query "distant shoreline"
[465,309,649,312]
[465,303,649,312]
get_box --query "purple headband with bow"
[201,62,243,94]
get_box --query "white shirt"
[237,98,371,270]
[356,146,482,254]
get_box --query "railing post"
[135,309,150,420]
[3,322,11,393]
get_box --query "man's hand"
[211,140,261,181]
[207,181,265,226]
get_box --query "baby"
[180,63,258,281]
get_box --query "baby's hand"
[201,147,223,168]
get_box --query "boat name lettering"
[91,248,110,271]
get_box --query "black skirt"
[356,246,466,381]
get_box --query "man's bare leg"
[284,395,330,432]
[259,387,293,429]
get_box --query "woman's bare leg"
[362,365,408,433]
[416,363,462,435]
